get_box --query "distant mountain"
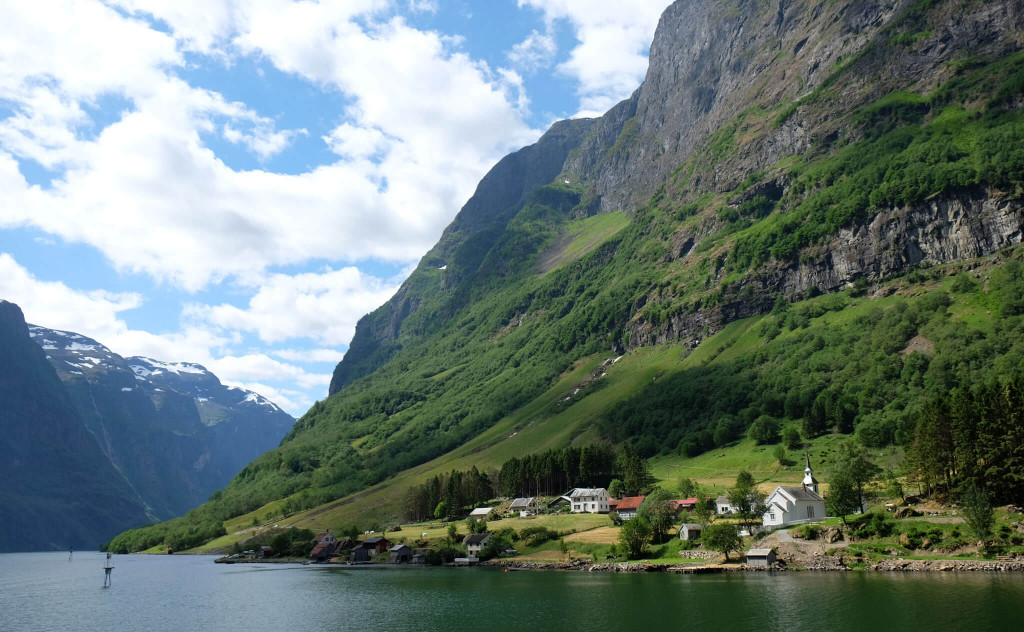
[27,325,295,523]
[0,300,150,551]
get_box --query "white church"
[762,454,826,527]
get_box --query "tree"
[960,480,994,549]
[701,523,741,561]
[825,468,861,526]
[446,523,458,545]
[783,427,803,451]
[637,488,676,544]
[618,515,653,559]
[884,468,905,502]
[434,502,447,520]
[773,445,787,465]
[728,471,767,532]
[678,477,700,499]
[608,478,625,499]
[748,415,780,445]
[558,538,569,560]
[832,439,879,512]
[617,443,655,495]
[691,497,715,529]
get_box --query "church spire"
[802,453,819,495]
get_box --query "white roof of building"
[568,488,607,497]
[469,507,494,516]
[747,548,774,556]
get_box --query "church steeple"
[802,453,819,495]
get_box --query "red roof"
[310,542,334,556]
[314,531,333,542]
[617,496,645,511]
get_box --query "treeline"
[403,466,495,522]
[104,509,225,554]
[909,373,1024,504]
[403,444,654,522]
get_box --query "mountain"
[27,325,295,521]
[111,0,1024,551]
[0,300,150,551]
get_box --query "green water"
[2,553,1022,631]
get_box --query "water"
[2,553,1023,631]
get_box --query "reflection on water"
[2,552,1023,631]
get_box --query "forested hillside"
[109,0,1024,552]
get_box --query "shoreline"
[211,555,1024,573]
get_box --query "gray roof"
[568,488,607,498]
[509,497,536,509]
[777,485,824,502]
[389,544,411,552]
[469,507,494,516]
[678,523,703,530]
[746,548,774,557]
[716,495,730,504]
[464,533,491,546]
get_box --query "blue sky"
[0,0,671,416]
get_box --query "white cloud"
[186,266,400,346]
[223,122,307,160]
[0,252,143,336]
[407,0,439,14]
[517,0,670,116]
[207,354,330,390]
[0,1,539,292]
[272,348,346,363]
[507,29,558,73]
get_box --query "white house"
[762,455,826,528]
[464,533,491,558]
[568,488,610,513]
[716,495,734,514]
[469,507,494,520]
[509,497,539,517]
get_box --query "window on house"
[769,512,776,521]
[807,506,815,518]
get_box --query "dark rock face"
[27,327,295,521]
[0,300,150,551]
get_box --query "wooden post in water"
[103,552,114,587]
[68,547,73,562]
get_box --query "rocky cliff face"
[0,301,150,551]
[28,326,295,520]
[332,0,1024,386]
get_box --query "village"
[214,455,1024,572]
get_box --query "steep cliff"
[0,301,151,551]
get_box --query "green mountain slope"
[109,0,1024,551]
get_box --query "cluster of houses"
[538,455,827,530]
[307,531,427,564]
[300,457,825,568]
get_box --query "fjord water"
[3,553,1023,631]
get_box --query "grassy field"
[537,211,630,274]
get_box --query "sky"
[0,0,672,416]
